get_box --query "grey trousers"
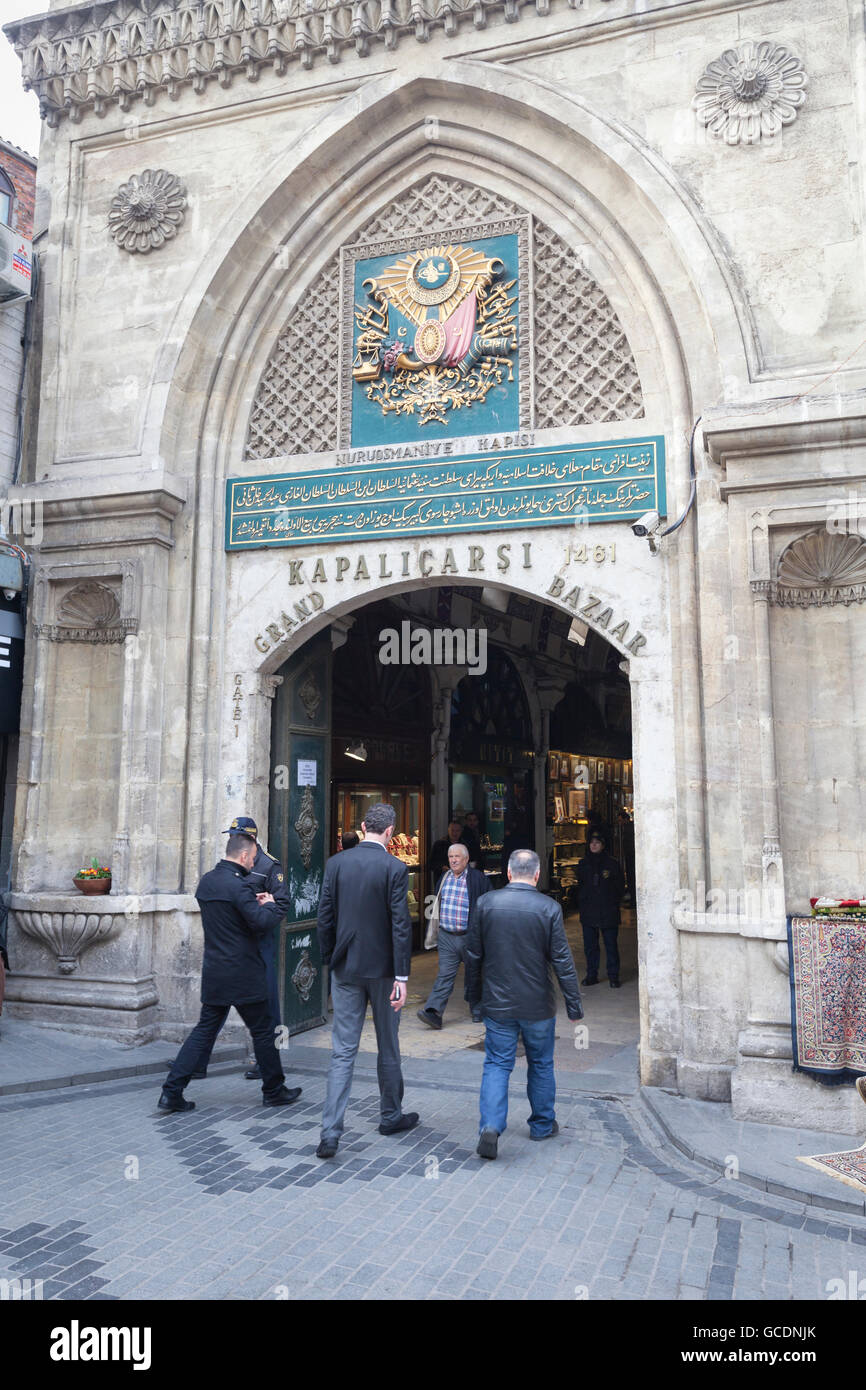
[424,930,468,1015]
[321,971,404,1142]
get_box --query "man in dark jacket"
[220,816,289,1082]
[465,849,583,1160]
[576,828,625,988]
[429,820,471,886]
[315,802,418,1159]
[157,835,303,1113]
[417,843,491,1030]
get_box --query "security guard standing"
[158,833,302,1111]
[222,816,288,1081]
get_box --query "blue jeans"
[479,1016,557,1138]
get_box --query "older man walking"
[466,849,583,1159]
[417,842,490,1030]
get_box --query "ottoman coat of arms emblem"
[352,242,518,429]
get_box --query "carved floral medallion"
[108,169,188,254]
[692,41,807,144]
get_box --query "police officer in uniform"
[223,816,289,1080]
[158,833,302,1111]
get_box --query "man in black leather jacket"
[465,849,583,1160]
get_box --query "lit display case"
[333,784,425,937]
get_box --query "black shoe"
[416,1007,442,1030]
[157,1089,195,1113]
[263,1086,302,1107]
[609,979,621,989]
[167,1059,207,1080]
[581,975,598,986]
[530,1120,559,1142]
[316,1137,338,1159]
[378,1112,420,1136]
[244,1065,261,1080]
[477,1128,498,1160]
[471,1011,483,1023]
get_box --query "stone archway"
[223,545,679,1087]
[148,62,755,1088]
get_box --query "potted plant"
[73,858,112,895]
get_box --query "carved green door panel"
[269,630,331,1034]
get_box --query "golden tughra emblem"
[352,242,518,429]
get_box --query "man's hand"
[567,1006,584,1021]
[390,981,407,1012]
[257,892,275,905]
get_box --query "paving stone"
[4,1064,866,1303]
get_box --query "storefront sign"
[226,436,665,550]
[0,602,24,735]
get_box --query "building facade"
[4,0,866,1130]
[0,137,37,941]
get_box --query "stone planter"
[73,877,112,896]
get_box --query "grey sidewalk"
[2,1011,865,1219]
[0,1017,246,1095]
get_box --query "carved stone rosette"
[108,169,187,254]
[692,41,808,144]
[12,909,123,974]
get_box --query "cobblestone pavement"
[2,1058,866,1302]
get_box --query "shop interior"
[326,585,637,1016]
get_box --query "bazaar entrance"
[266,579,640,1073]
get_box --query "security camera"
[631,510,660,538]
[2,588,16,601]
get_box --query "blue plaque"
[226,437,666,550]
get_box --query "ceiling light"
[345,741,367,762]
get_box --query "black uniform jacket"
[248,845,290,917]
[317,840,412,982]
[465,882,583,1022]
[576,850,624,929]
[195,858,285,1006]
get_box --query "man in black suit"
[417,843,491,1030]
[466,849,582,1160]
[316,802,418,1159]
[157,835,303,1113]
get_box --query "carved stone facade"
[246,174,643,459]
[107,168,187,254]
[692,41,808,145]
[4,0,866,1134]
[6,0,564,127]
[13,907,123,974]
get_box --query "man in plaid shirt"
[417,843,491,1030]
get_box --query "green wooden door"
[268,630,331,1034]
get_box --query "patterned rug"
[788,915,866,1084]
[798,1144,866,1195]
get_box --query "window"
[0,168,14,227]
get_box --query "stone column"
[430,669,460,837]
[535,679,567,889]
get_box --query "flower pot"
[73,877,111,896]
